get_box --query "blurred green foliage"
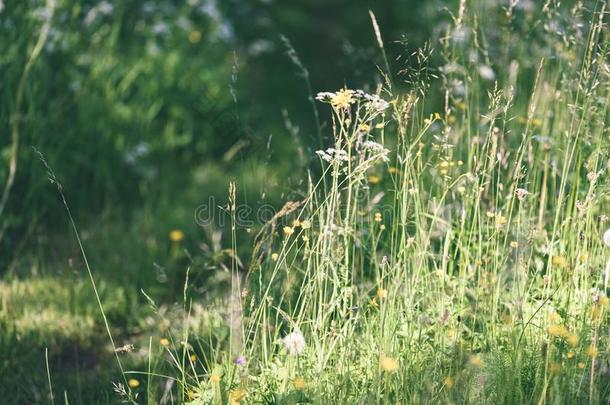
[0,0,238,268]
[0,0,444,271]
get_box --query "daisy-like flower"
[331,89,354,109]
[128,379,140,388]
[282,331,306,355]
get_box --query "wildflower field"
[2,0,610,404]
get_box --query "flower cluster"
[316,89,389,117]
[361,141,390,162]
[315,148,349,164]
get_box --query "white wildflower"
[515,188,529,202]
[362,141,390,162]
[603,228,610,248]
[362,141,386,153]
[315,148,349,163]
[282,331,305,355]
[478,65,496,81]
[363,93,390,114]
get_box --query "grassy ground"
[3,0,610,404]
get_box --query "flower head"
[235,355,246,367]
[282,331,306,356]
[552,256,568,268]
[228,388,246,403]
[330,89,354,109]
[548,324,569,338]
[292,377,307,390]
[169,230,184,242]
[128,379,140,388]
[380,355,399,373]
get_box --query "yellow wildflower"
[374,212,382,223]
[292,377,307,390]
[128,379,140,388]
[283,226,294,236]
[228,388,246,402]
[548,324,569,338]
[300,220,312,229]
[271,253,279,262]
[358,123,370,133]
[587,346,597,358]
[552,256,568,268]
[210,373,221,384]
[567,333,578,347]
[380,355,399,373]
[160,338,170,347]
[368,175,381,184]
[330,89,353,110]
[377,288,387,300]
[469,355,482,367]
[169,230,184,242]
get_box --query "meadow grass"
[3,0,610,404]
[135,2,609,403]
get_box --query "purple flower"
[235,355,246,366]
